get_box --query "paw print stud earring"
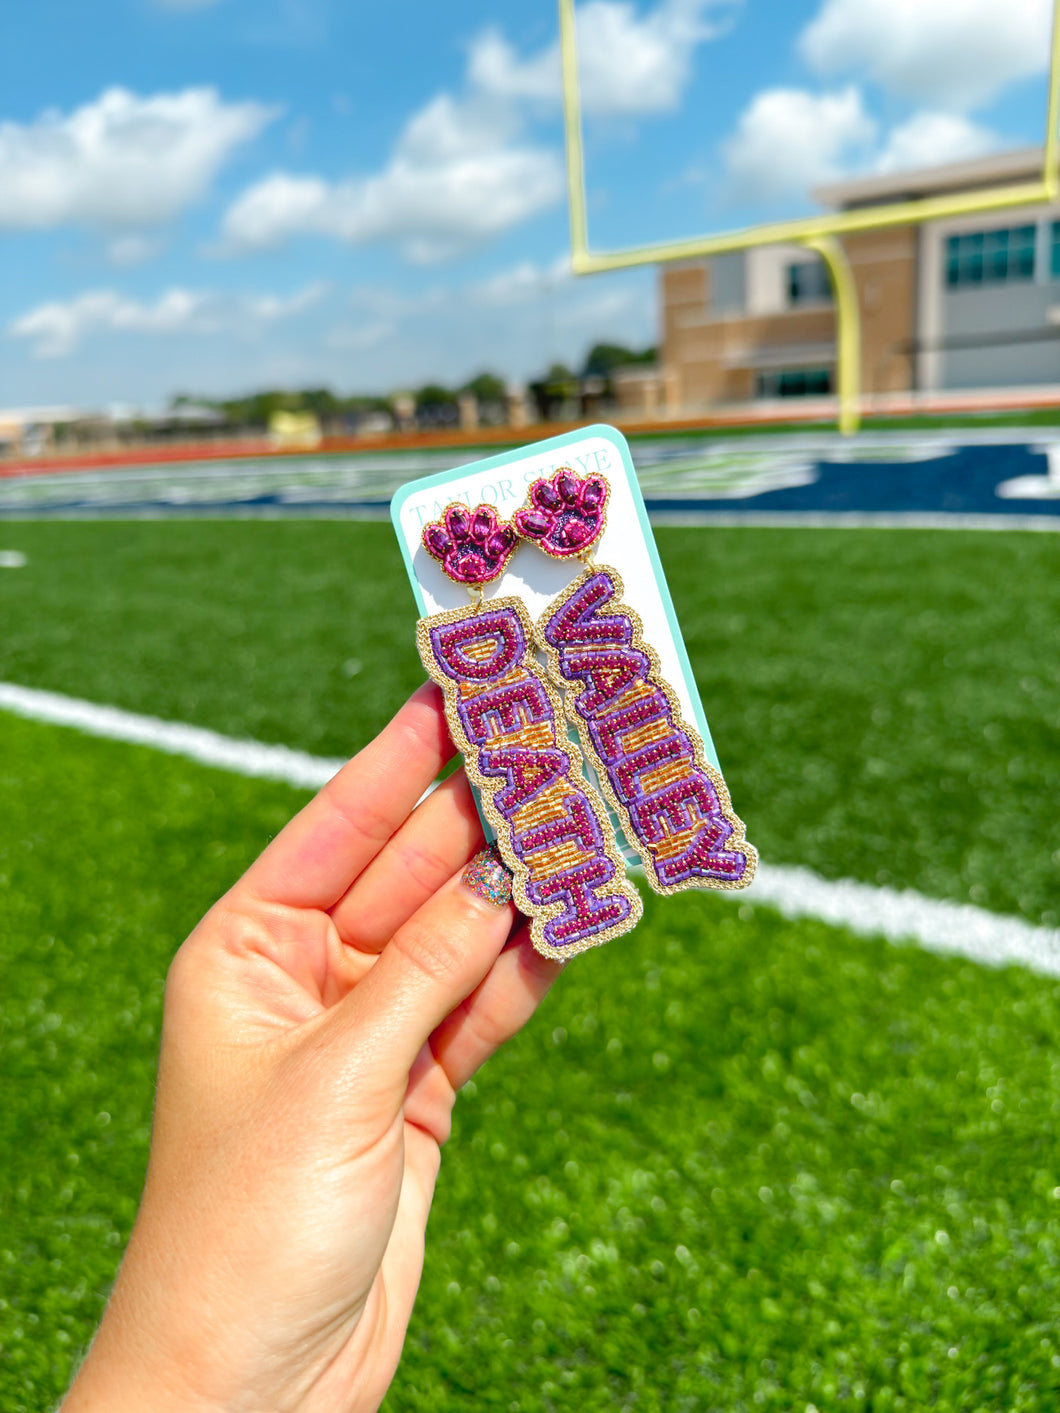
[423,503,516,588]
[416,502,642,960]
[513,469,608,557]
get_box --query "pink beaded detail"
[537,565,757,896]
[417,598,643,959]
[514,468,608,559]
[423,504,517,586]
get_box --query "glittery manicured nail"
[461,842,513,907]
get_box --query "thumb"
[328,845,517,1092]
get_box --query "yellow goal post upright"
[558,0,1060,434]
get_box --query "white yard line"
[0,682,345,791]
[744,864,1060,978]
[3,680,1059,977]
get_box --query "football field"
[2,519,1059,1410]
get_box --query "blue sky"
[0,0,1052,410]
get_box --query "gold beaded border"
[416,596,643,961]
[534,564,758,896]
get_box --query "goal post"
[558,0,1060,433]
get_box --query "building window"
[945,224,1036,288]
[755,368,833,398]
[1052,220,1060,280]
[786,261,832,306]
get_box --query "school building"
[616,148,1060,418]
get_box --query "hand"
[64,684,560,1413]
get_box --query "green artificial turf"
[0,712,304,1407]
[664,528,1060,928]
[625,407,1060,440]
[0,520,419,756]
[4,714,1060,1410]
[0,521,1056,923]
[403,894,1060,1413]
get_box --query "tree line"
[172,342,656,430]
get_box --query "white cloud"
[874,111,1000,173]
[10,291,207,358]
[318,264,653,385]
[9,283,326,358]
[1,262,656,404]
[0,87,276,232]
[105,234,166,268]
[244,284,328,320]
[470,254,574,306]
[468,0,737,118]
[721,83,1004,205]
[799,0,1052,111]
[220,92,563,261]
[219,0,736,261]
[721,86,877,204]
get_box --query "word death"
[418,599,641,957]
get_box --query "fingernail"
[461,842,514,907]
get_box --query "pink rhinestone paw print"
[514,469,608,558]
[422,504,517,586]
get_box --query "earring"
[514,470,756,895]
[417,502,643,960]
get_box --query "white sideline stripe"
[745,864,1060,979]
[3,681,1059,978]
[0,682,346,791]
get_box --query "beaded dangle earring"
[417,502,643,960]
[514,469,757,896]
